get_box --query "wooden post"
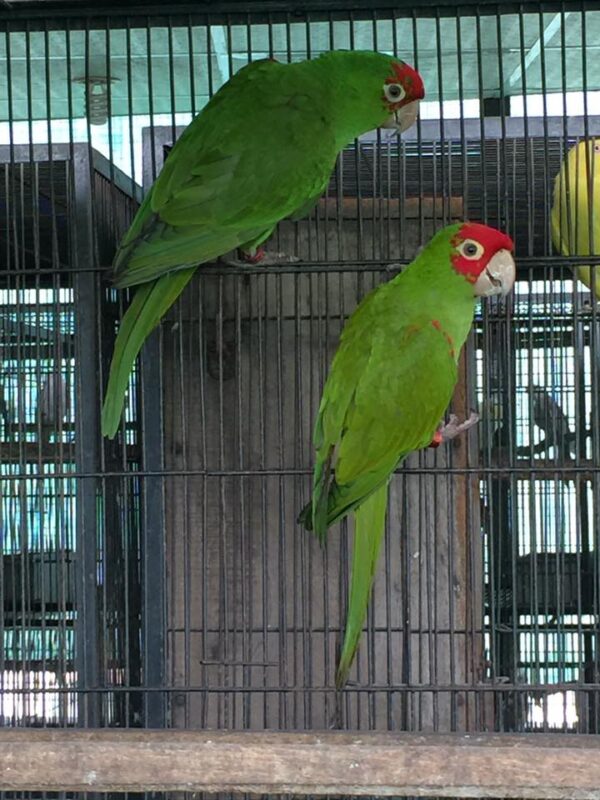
[162,200,476,729]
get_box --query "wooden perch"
[1,729,600,798]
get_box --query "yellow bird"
[551,138,600,298]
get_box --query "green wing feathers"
[112,222,269,289]
[101,269,196,439]
[103,56,346,437]
[336,481,390,688]
[303,289,453,542]
[302,290,379,541]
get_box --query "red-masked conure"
[101,50,425,438]
[298,222,516,687]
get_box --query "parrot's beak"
[473,249,516,297]
[382,100,420,133]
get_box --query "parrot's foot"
[430,411,480,448]
[241,246,266,264]
[223,248,301,268]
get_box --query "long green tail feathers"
[335,481,390,688]
[101,268,196,438]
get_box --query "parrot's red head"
[383,62,425,107]
[312,51,424,139]
[380,60,425,133]
[449,222,516,297]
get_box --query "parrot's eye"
[457,239,484,260]
[595,142,600,154]
[383,83,406,104]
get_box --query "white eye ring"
[458,239,484,260]
[383,83,406,104]
[594,142,600,154]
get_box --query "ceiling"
[0,7,598,121]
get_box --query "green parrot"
[551,138,600,298]
[101,50,425,438]
[298,222,516,687]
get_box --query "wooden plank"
[163,220,479,730]
[1,729,600,797]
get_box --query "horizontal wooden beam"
[1,730,600,798]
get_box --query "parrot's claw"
[431,411,480,447]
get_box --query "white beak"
[473,249,516,297]
[381,99,420,133]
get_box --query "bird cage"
[1,1,600,797]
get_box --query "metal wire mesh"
[1,0,600,760]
